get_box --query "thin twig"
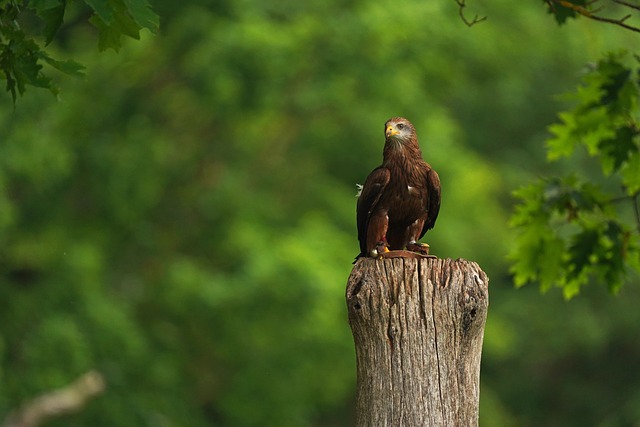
[613,0,640,12]
[587,12,640,31]
[454,0,487,27]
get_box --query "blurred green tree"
[1,0,640,426]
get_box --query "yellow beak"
[386,125,399,138]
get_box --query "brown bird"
[356,117,441,259]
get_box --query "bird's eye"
[397,123,404,130]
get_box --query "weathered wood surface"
[346,257,489,427]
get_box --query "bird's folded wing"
[421,167,441,236]
[356,167,390,252]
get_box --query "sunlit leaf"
[41,55,86,77]
[30,0,66,45]
[566,226,599,275]
[600,221,627,294]
[598,125,639,174]
[83,0,114,24]
[122,0,159,32]
[547,112,578,160]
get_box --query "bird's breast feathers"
[407,185,420,196]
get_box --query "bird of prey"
[356,117,441,260]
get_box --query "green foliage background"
[1,0,639,426]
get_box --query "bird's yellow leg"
[369,241,390,258]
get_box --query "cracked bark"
[346,257,489,427]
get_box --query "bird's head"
[384,117,416,143]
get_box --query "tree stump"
[346,257,489,427]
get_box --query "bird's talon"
[407,242,430,255]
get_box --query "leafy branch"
[545,0,640,32]
[510,52,640,298]
[0,0,159,103]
